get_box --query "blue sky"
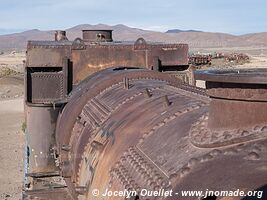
[0,0,266,35]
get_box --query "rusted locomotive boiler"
[23,30,267,200]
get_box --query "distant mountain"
[0,28,26,35]
[166,29,203,33]
[0,29,54,50]
[0,24,267,50]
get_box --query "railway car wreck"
[23,30,267,200]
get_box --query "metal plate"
[31,72,65,103]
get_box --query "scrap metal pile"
[189,54,212,65]
[211,52,224,59]
[224,53,250,62]
[189,52,249,66]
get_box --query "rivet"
[254,126,261,131]
[75,186,87,195]
[180,167,190,177]
[210,149,222,156]
[144,88,152,98]
[123,77,129,89]
[61,145,71,151]
[187,158,199,167]
[223,131,232,139]
[247,152,260,160]
[261,126,267,132]
[169,173,178,182]
[201,154,213,162]
[241,130,250,136]
[163,95,171,107]
[224,148,238,155]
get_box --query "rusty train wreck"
[23,30,267,200]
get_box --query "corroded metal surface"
[55,68,208,199]
[24,64,267,199]
[23,187,73,200]
[26,29,189,85]
[24,29,267,199]
[195,68,267,130]
[195,68,267,84]
[54,68,267,200]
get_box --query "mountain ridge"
[166,29,203,33]
[0,24,267,50]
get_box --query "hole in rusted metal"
[27,67,62,73]
[113,67,140,71]
[201,195,217,200]
[126,195,139,200]
[159,65,189,72]
[135,195,140,200]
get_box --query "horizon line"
[0,24,267,36]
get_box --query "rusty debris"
[224,53,250,62]
[189,54,212,65]
[189,52,249,66]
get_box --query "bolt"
[61,145,71,151]
[123,77,129,89]
[163,95,171,107]
[75,186,87,195]
[144,88,152,98]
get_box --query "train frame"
[23,30,267,200]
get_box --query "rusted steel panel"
[24,29,267,200]
[71,45,147,83]
[23,187,73,200]
[26,29,189,85]
[53,67,267,200]
[55,68,208,199]
[27,41,72,67]
[149,44,188,66]
[71,42,188,84]
[30,72,65,103]
[170,139,267,200]
[195,68,267,84]
[195,68,267,134]
[26,57,70,104]
[26,105,60,174]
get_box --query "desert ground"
[0,49,266,200]
[0,52,24,200]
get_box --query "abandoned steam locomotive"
[23,30,267,200]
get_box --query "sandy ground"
[0,53,25,73]
[0,76,24,100]
[234,56,267,68]
[0,53,25,200]
[0,97,24,200]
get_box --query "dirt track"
[0,98,24,200]
[0,74,24,200]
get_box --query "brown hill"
[0,24,267,50]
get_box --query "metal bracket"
[134,37,148,50]
[72,38,86,50]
